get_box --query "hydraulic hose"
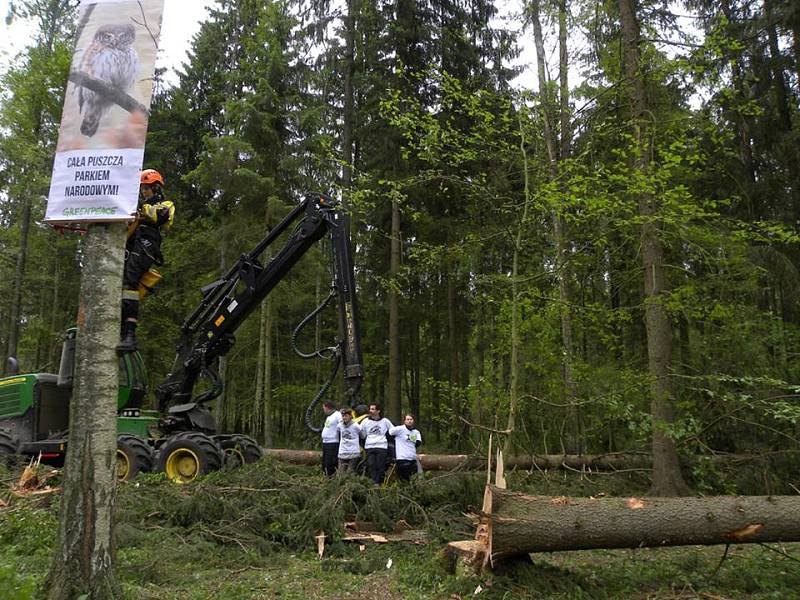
[304,350,341,433]
[291,287,338,359]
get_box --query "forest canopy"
[1,0,799,495]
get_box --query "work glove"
[156,206,171,226]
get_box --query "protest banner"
[45,0,165,223]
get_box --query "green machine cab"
[0,329,159,476]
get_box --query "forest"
[1,0,800,597]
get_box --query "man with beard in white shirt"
[359,403,393,485]
[389,414,422,481]
[320,400,342,477]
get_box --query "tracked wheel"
[157,432,223,483]
[217,435,264,469]
[116,434,154,481]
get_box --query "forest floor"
[1,455,799,599]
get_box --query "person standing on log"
[389,414,422,481]
[320,400,342,477]
[336,408,361,474]
[360,403,393,485]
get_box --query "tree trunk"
[430,313,441,441]
[256,202,274,447]
[793,20,800,93]
[217,243,229,431]
[46,223,125,600]
[458,485,800,565]
[263,292,274,447]
[6,196,31,369]
[617,0,690,496]
[342,0,357,189]
[503,107,533,456]
[409,317,420,422]
[255,301,266,436]
[531,0,580,454]
[719,0,756,193]
[49,257,61,369]
[263,448,769,471]
[387,196,401,423]
[764,0,792,132]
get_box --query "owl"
[78,23,139,137]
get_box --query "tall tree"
[0,0,77,370]
[45,223,127,599]
[617,0,690,496]
[528,0,581,452]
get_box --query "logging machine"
[0,192,364,482]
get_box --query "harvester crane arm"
[154,193,363,431]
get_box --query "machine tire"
[0,430,19,467]
[217,435,263,469]
[116,434,154,481]
[156,432,223,483]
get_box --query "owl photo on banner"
[77,23,139,137]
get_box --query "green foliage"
[0,564,36,600]
[2,0,800,498]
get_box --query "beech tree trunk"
[450,485,800,567]
[46,223,125,599]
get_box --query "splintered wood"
[11,457,60,497]
[341,521,427,545]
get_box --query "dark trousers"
[396,459,417,481]
[365,448,388,484]
[337,456,359,474]
[322,442,339,477]
[122,234,158,324]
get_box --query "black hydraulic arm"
[155,193,364,411]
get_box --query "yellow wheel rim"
[116,449,131,481]
[165,448,201,483]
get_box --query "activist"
[360,403,394,485]
[336,407,362,474]
[320,400,343,476]
[117,169,175,353]
[389,414,422,481]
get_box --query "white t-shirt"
[360,417,393,449]
[389,425,422,461]
[321,410,342,443]
[337,421,362,457]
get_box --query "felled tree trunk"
[264,449,760,471]
[449,485,800,569]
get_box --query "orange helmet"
[140,169,164,187]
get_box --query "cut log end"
[444,540,487,577]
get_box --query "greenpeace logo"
[62,207,117,217]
